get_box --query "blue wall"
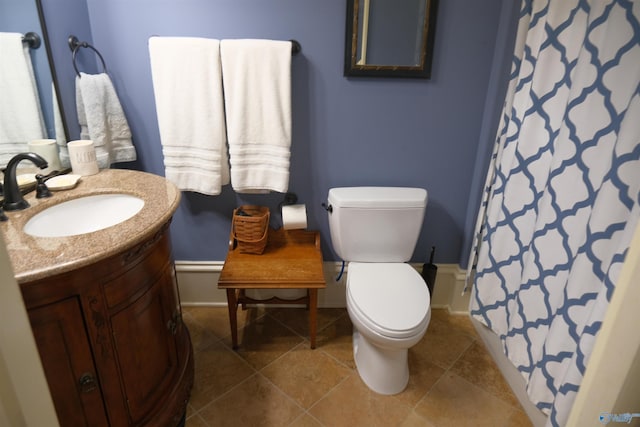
[46,0,518,265]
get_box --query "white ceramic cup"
[67,140,99,176]
[28,139,62,174]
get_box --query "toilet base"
[352,329,409,395]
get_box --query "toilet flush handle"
[321,202,332,213]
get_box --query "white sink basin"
[24,194,145,238]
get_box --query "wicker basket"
[231,205,270,254]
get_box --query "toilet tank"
[327,187,427,262]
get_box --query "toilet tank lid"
[328,187,427,208]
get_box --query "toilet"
[326,187,431,395]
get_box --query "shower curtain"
[469,0,640,426]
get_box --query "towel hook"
[68,35,107,77]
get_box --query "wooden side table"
[218,228,326,349]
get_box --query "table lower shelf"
[225,288,320,349]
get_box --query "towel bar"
[290,39,301,55]
[67,35,298,77]
[22,32,41,49]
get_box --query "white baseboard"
[427,263,472,315]
[175,261,470,313]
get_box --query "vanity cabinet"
[29,297,110,426]
[20,223,193,427]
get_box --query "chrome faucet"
[3,153,48,211]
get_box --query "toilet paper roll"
[282,204,307,230]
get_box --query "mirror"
[0,0,68,167]
[344,0,438,79]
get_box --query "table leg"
[226,289,239,349]
[309,288,318,349]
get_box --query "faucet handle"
[35,174,52,199]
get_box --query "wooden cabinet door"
[29,298,110,427]
[110,266,180,423]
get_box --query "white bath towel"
[149,37,229,195]
[0,32,46,167]
[76,72,136,168]
[220,39,292,193]
[53,83,70,167]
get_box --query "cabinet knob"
[79,372,97,393]
[166,311,181,335]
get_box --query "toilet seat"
[347,262,430,339]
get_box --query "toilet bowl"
[326,186,431,395]
[346,262,431,394]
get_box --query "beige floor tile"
[185,403,196,419]
[450,341,520,408]
[412,314,475,370]
[186,305,266,341]
[184,413,209,427]
[396,350,447,407]
[198,374,303,427]
[414,372,515,427]
[289,413,325,427]
[309,374,414,427]
[268,307,347,338]
[182,311,221,351]
[182,306,530,427]
[188,340,255,410]
[504,409,534,427]
[430,309,478,339]
[225,314,304,369]
[400,411,437,427]
[314,314,355,369]
[261,343,352,409]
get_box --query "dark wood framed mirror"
[344,0,438,79]
[35,0,69,141]
[0,0,69,168]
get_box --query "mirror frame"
[35,0,69,141]
[344,0,438,79]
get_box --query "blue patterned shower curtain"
[469,1,640,426]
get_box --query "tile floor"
[182,306,533,427]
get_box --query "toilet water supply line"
[321,201,345,282]
[321,201,346,282]
[336,261,345,282]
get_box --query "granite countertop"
[1,169,180,284]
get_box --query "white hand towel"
[76,72,136,168]
[220,39,292,194]
[149,37,229,195]
[0,32,46,167]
